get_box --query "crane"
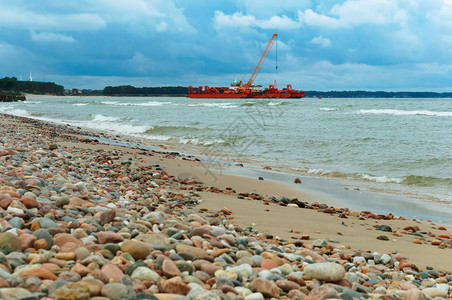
[243,32,278,88]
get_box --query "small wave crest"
[73,103,88,106]
[1,108,29,116]
[144,125,201,135]
[360,173,403,183]
[241,101,289,107]
[188,103,238,108]
[92,114,120,122]
[319,107,338,111]
[359,109,452,117]
[101,101,172,106]
[179,137,226,145]
[401,175,452,187]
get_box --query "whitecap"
[92,114,120,122]
[359,109,452,117]
[360,173,403,184]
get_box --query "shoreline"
[17,95,451,224]
[2,112,452,267]
[1,112,452,298]
[75,131,452,226]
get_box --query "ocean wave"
[240,101,289,107]
[73,103,88,106]
[92,114,121,122]
[319,107,338,111]
[101,101,174,107]
[359,109,452,117]
[29,112,48,117]
[144,125,201,135]
[179,137,226,146]
[79,121,149,135]
[401,175,452,187]
[188,103,238,108]
[1,108,29,116]
[307,168,331,175]
[360,173,403,183]
[143,134,171,141]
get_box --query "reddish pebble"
[261,259,278,270]
[19,197,39,209]
[23,267,58,280]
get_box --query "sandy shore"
[1,112,452,299]
[17,114,452,271]
[63,129,452,272]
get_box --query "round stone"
[120,240,151,260]
[0,232,21,254]
[131,267,161,283]
[304,262,346,282]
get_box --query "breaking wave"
[92,114,121,122]
[319,107,338,111]
[188,103,238,108]
[359,109,452,117]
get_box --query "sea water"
[1,96,451,219]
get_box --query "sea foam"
[359,109,452,117]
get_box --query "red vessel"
[188,33,305,99]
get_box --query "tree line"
[0,77,65,95]
[102,85,187,96]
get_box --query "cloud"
[0,6,106,31]
[0,1,194,34]
[426,0,452,29]
[298,0,407,28]
[214,11,300,29]
[311,35,331,48]
[95,0,195,33]
[155,21,168,32]
[30,31,76,43]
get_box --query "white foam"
[73,103,88,106]
[307,168,331,175]
[92,114,120,122]
[188,103,238,108]
[102,101,172,107]
[359,109,452,117]
[80,121,149,135]
[179,137,225,145]
[320,107,338,111]
[1,108,29,116]
[141,134,171,141]
[360,173,403,183]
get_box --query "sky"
[1,0,452,91]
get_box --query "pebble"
[304,262,346,282]
[120,240,151,260]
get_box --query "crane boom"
[244,32,278,88]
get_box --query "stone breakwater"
[0,113,451,300]
[0,93,26,102]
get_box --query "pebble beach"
[1,112,452,300]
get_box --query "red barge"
[188,33,305,99]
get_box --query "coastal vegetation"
[0,77,64,96]
[102,85,187,96]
